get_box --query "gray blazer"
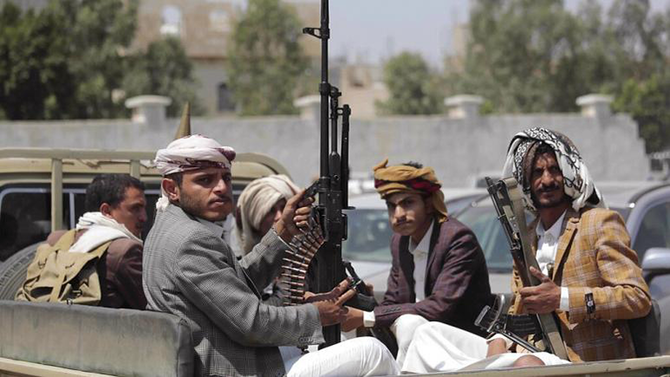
[143,204,323,377]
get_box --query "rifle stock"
[303,0,351,347]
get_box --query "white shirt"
[535,211,570,312]
[535,211,565,276]
[409,222,434,302]
[363,222,434,327]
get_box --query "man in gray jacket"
[143,135,398,377]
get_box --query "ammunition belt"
[280,216,324,306]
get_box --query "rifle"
[475,294,542,353]
[303,0,352,347]
[485,177,569,360]
[343,261,399,357]
[343,261,379,312]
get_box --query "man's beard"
[531,185,569,209]
[180,192,229,221]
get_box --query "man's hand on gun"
[519,267,561,314]
[338,280,374,332]
[274,189,315,243]
[307,279,356,326]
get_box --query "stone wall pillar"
[576,94,613,119]
[294,95,320,122]
[125,95,172,127]
[444,95,483,119]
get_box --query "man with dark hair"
[18,173,147,309]
[84,174,147,239]
[85,174,145,208]
[342,158,492,369]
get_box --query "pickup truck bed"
[1,300,669,377]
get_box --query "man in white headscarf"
[235,174,299,256]
[143,135,399,377]
[398,128,650,373]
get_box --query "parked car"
[452,180,670,354]
[343,188,485,300]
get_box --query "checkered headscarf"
[501,128,604,212]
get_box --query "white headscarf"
[69,212,142,253]
[154,134,236,211]
[235,175,298,254]
[502,127,605,212]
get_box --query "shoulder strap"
[88,240,112,259]
[27,229,78,282]
[53,229,78,251]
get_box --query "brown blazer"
[511,207,652,362]
[375,217,493,336]
[48,230,147,310]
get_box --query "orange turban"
[373,158,448,222]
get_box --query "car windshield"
[455,205,514,272]
[341,196,629,270]
[342,209,393,263]
[446,194,486,214]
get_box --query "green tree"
[449,0,670,150]
[0,2,74,120]
[0,0,201,120]
[44,0,138,119]
[377,52,442,115]
[122,37,203,117]
[613,74,670,153]
[448,0,586,113]
[226,0,308,115]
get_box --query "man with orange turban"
[343,159,493,369]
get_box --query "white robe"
[280,337,400,377]
[394,314,570,374]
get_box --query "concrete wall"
[0,106,649,188]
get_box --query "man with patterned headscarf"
[490,127,651,362]
[143,135,399,377]
[342,159,492,369]
[398,128,652,374]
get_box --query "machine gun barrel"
[341,105,351,210]
[303,0,351,347]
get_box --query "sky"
[226,0,670,68]
[319,0,670,67]
[328,0,468,67]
